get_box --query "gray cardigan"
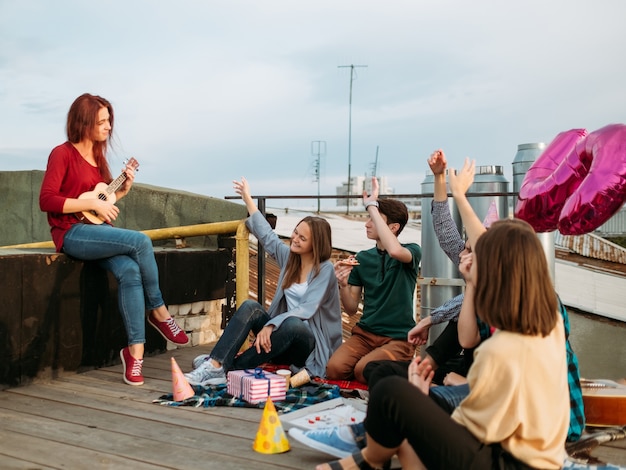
[246,211,343,378]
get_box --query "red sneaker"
[120,347,144,386]
[148,312,189,345]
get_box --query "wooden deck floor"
[1,345,625,469]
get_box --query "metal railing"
[0,220,251,309]
[225,192,520,305]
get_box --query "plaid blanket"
[254,364,369,392]
[315,378,368,391]
[563,461,626,469]
[238,362,368,391]
[153,382,341,413]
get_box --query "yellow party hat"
[171,357,195,401]
[252,397,290,454]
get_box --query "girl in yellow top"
[317,217,569,469]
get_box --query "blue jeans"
[63,223,165,345]
[210,300,315,371]
[429,383,470,413]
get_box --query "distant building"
[595,203,626,237]
[336,176,394,207]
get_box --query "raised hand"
[427,149,447,176]
[232,176,258,215]
[448,157,476,198]
[362,176,379,206]
[233,176,251,199]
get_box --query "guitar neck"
[106,158,138,195]
[106,171,128,195]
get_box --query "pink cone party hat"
[171,357,195,401]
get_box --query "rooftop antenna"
[338,63,368,215]
[370,145,379,177]
[311,140,326,214]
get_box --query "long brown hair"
[281,216,332,289]
[473,219,557,336]
[66,93,114,182]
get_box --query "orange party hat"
[171,357,195,401]
[252,397,290,454]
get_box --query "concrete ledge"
[0,247,235,387]
[0,170,248,248]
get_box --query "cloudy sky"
[1,0,625,209]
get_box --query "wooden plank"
[0,455,54,470]
[0,428,157,469]
[2,341,625,469]
[1,378,326,468]
[3,383,261,434]
[0,403,320,469]
[50,376,267,423]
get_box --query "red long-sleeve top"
[39,142,107,252]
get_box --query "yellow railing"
[1,220,250,308]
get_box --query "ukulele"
[76,158,140,224]
[581,378,626,427]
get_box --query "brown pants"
[325,325,416,383]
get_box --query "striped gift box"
[227,368,286,404]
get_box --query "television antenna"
[311,140,326,214]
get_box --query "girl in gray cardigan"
[185,177,342,385]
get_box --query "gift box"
[227,368,287,404]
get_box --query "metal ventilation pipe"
[511,143,556,282]
[420,173,463,340]
[420,166,509,340]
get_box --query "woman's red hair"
[66,93,114,182]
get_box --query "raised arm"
[428,149,448,203]
[448,158,486,250]
[457,252,481,348]
[363,177,413,263]
[232,177,259,216]
[429,150,466,265]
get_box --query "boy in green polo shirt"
[326,177,421,383]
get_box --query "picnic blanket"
[563,461,626,469]
[316,377,368,391]
[256,364,369,392]
[153,382,341,413]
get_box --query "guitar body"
[77,183,118,224]
[76,158,139,225]
[581,379,626,427]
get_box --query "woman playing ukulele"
[39,93,188,386]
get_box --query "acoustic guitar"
[581,378,626,427]
[76,158,140,225]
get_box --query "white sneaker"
[184,360,226,386]
[192,354,211,369]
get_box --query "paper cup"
[289,369,310,388]
[276,369,291,389]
